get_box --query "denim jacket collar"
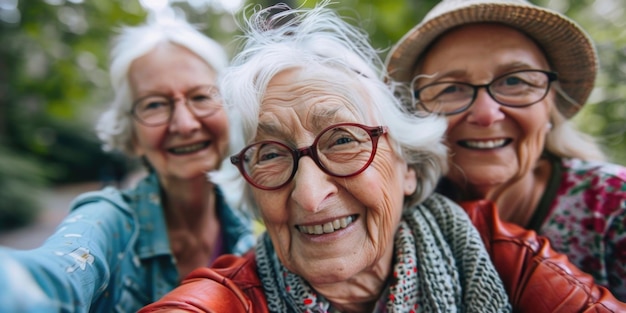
[124,172,254,260]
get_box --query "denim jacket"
[0,172,255,312]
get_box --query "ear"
[403,165,417,196]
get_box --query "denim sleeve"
[0,199,137,313]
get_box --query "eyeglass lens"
[236,124,380,190]
[132,85,221,125]
[414,70,554,115]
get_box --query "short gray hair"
[213,2,448,216]
[95,17,228,155]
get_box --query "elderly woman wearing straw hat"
[386,0,626,301]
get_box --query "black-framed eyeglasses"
[413,69,558,115]
[131,85,222,126]
[230,123,388,190]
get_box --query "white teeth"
[464,139,506,149]
[323,223,333,233]
[340,218,348,228]
[313,225,323,234]
[170,142,207,154]
[298,216,354,235]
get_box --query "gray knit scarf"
[255,193,511,312]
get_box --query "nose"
[168,100,201,134]
[290,157,337,213]
[465,88,505,127]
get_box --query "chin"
[298,257,367,285]
[448,172,510,192]
[166,169,210,182]
[300,269,354,285]
[468,174,514,190]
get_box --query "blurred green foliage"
[0,0,624,229]
[0,147,47,230]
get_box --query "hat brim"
[386,2,597,118]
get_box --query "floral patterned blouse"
[528,156,626,301]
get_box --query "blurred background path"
[0,182,101,249]
[0,171,146,250]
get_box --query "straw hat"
[386,0,598,118]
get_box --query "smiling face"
[252,68,416,285]
[416,23,553,197]
[129,42,229,183]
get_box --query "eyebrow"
[256,106,344,140]
[256,122,286,139]
[135,84,216,99]
[310,106,342,129]
[427,69,465,81]
[421,62,543,83]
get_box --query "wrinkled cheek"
[256,195,288,227]
[255,192,286,228]
[516,126,548,177]
[365,196,395,257]
[265,223,293,262]
[514,99,552,174]
[258,197,293,263]
[363,162,403,259]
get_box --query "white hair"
[211,2,448,216]
[545,85,606,161]
[95,17,229,154]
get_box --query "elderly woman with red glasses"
[140,3,624,313]
[386,0,626,301]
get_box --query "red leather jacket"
[140,201,626,312]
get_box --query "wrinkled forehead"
[259,66,373,128]
[415,23,549,76]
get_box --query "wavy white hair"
[211,2,449,216]
[95,17,228,155]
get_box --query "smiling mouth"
[168,142,210,155]
[297,215,356,235]
[458,139,511,150]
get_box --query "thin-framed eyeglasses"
[413,69,558,115]
[230,123,388,190]
[131,85,222,126]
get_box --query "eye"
[259,151,280,162]
[145,100,167,109]
[491,72,546,96]
[328,130,357,147]
[189,87,220,104]
[257,143,289,163]
[190,93,213,102]
[495,71,547,89]
[419,83,471,102]
[440,84,463,95]
[136,97,169,111]
[318,125,370,153]
[333,132,356,146]
[336,137,354,144]
[502,76,525,86]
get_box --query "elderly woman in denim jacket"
[0,17,254,312]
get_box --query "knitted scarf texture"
[255,193,511,312]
